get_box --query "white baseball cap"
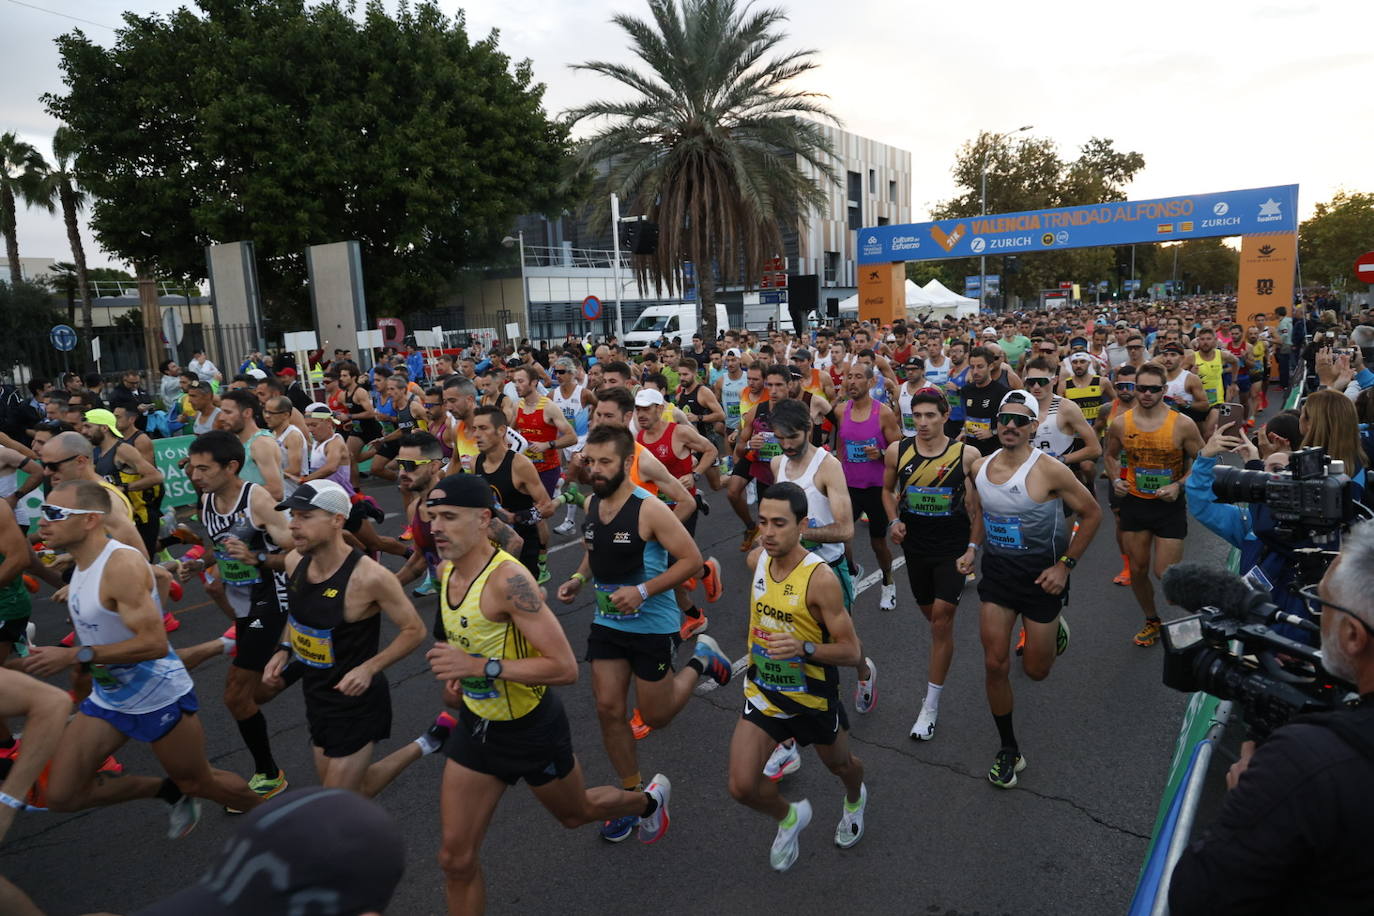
[999,389,1041,420]
[275,479,352,516]
[634,388,666,407]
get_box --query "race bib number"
[1134,467,1173,494]
[726,403,742,419]
[1205,387,1219,405]
[905,485,954,517]
[757,432,782,459]
[964,418,990,437]
[844,437,877,463]
[594,583,640,621]
[901,412,917,435]
[561,406,576,420]
[524,445,547,462]
[213,545,260,587]
[984,513,1026,551]
[288,615,335,668]
[460,654,500,700]
[750,630,806,693]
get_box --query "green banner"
[18,434,201,523]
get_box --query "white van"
[623,303,729,351]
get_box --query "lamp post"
[610,193,626,343]
[980,125,1033,312]
[500,230,529,343]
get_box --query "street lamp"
[980,124,1033,312]
[501,231,529,344]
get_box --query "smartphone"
[1217,402,1245,427]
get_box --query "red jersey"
[637,422,695,491]
[515,396,559,471]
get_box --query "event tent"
[836,279,939,314]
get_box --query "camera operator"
[1169,521,1374,915]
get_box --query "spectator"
[1300,388,1367,492]
[157,360,183,404]
[187,348,222,384]
[107,369,153,426]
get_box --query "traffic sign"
[760,290,789,305]
[161,308,184,345]
[582,295,602,320]
[1355,251,1374,284]
[50,324,77,352]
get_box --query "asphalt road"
[3,466,1230,915]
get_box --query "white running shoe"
[746,479,757,505]
[854,657,878,714]
[763,741,801,781]
[769,799,813,872]
[879,582,897,611]
[554,515,577,536]
[834,783,867,849]
[910,705,937,741]
[167,795,201,840]
[638,773,672,844]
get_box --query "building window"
[847,171,862,202]
[868,169,876,194]
[877,217,889,226]
[847,205,862,232]
[824,251,840,283]
[889,179,897,204]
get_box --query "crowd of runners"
[1,293,1372,913]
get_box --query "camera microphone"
[1161,562,1319,634]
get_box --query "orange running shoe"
[400,525,414,542]
[1014,627,1027,657]
[1113,569,1132,586]
[701,557,723,604]
[739,527,759,552]
[162,612,181,633]
[678,611,708,641]
[630,708,652,740]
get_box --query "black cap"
[426,473,494,510]
[132,788,404,916]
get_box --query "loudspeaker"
[789,274,820,335]
[621,219,659,255]
[826,297,840,320]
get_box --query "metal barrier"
[1129,378,1305,913]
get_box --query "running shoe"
[21,574,37,594]
[834,783,867,849]
[600,814,638,843]
[226,769,289,815]
[1134,619,1162,648]
[220,625,237,658]
[769,799,813,872]
[0,739,18,761]
[988,749,1025,789]
[693,634,732,686]
[630,708,652,740]
[1113,569,1132,586]
[854,657,877,714]
[740,526,760,552]
[399,524,414,542]
[638,773,671,844]
[167,795,202,839]
[746,480,757,505]
[763,742,800,781]
[554,515,578,536]
[60,630,75,648]
[910,705,937,741]
[878,582,897,611]
[850,562,866,585]
[561,482,585,508]
[1014,627,1026,657]
[162,611,180,633]
[1056,616,1071,656]
[418,711,457,755]
[536,560,550,585]
[167,581,183,602]
[678,611,708,641]
[701,557,723,603]
[412,575,437,597]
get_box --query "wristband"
[570,572,588,585]
[967,542,980,551]
[637,583,650,603]
[1057,554,1078,570]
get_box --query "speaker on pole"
[789,274,819,335]
[620,219,659,255]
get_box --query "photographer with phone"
[1169,521,1374,915]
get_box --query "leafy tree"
[568,0,838,341]
[42,261,81,325]
[0,133,53,286]
[1298,191,1374,290]
[0,282,62,378]
[45,0,570,323]
[933,133,1146,302]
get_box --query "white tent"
[835,278,937,316]
[921,279,980,309]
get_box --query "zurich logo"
[970,237,986,254]
[1213,202,1229,216]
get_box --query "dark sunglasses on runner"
[1135,384,1165,394]
[996,412,1035,428]
[395,458,438,473]
[1024,377,1053,388]
[41,454,80,471]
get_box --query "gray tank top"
[975,448,1067,567]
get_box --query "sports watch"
[483,658,503,679]
[1057,555,1078,570]
[802,641,817,659]
[76,645,95,664]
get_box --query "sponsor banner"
[1236,231,1296,327]
[859,185,1299,263]
[857,263,903,325]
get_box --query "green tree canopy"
[1298,191,1374,290]
[45,0,571,323]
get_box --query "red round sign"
[1354,250,1374,285]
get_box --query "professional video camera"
[1159,563,1356,739]
[1211,446,1355,536]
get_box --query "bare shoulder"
[495,559,543,615]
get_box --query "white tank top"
[777,446,844,563]
[897,383,926,437]
[1033,396,1076,458]
[924,356,950,388]
[1165,371,1193,408]
[550,383,584,420]
[275,424,306,497]
[70,540,193,713]
[974,448,1067,564]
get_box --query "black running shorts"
[742,701,848,748]
[445,693,576,787]
[1118,493,1188,540]
[900,544,965,607]
[977,553,1068,625]
[847,486,889,533]
[585,623,680,682]
[305,683,392,758]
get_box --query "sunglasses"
[1127,344,1145,350]
[1135,384,1165,394]
[423,402,441,409]
[41,455,80,471]
[1116,382,1136,391]
[40,503,105,522]
[996,412,1035,428]
[395,458,438,473]
[1024,377,1053,388]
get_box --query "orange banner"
[858,263,903,325]
[1236,232,1296,327]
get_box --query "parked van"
[623,303,729,351]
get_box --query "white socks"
[923,682,943,714]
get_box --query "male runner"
[427,474,673,914]
[1189,326,1237,423]
[942,339,971,440]
[336,363,383,489]
[1103,363,1204,648]
[264,395,307,497]
[1159,342,1208,427]
[262,480,444,796]
[883,389,981,740]
[725,363,767,548]
[184,430,293,805]
[219,389,286,502]
[1027,359,1102,476]
[969,391,1100,788]
[470,406,560,578]
[959,347,1012,457]
[1103,364,1138,586]
[675,358,726,491]
[550,358,595,534]
[24,480,262,833]
[512,367,576,581]
[555,425,732,843]
[82,408,164,556]
[835,362,901,617]
[727,482,867,871]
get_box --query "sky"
[3,0,1372,272]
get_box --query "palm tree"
[49,127,94,334]
[0,132,53,285]
[568,0,838,341]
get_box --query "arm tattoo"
[506,571,542,614]
[489,518,517,552]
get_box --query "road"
[4,468,1228,915]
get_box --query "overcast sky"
[3,0,1371,272]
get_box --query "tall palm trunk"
[1,185,20,285]
[60,181,93,333]
[697,254,717,342]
